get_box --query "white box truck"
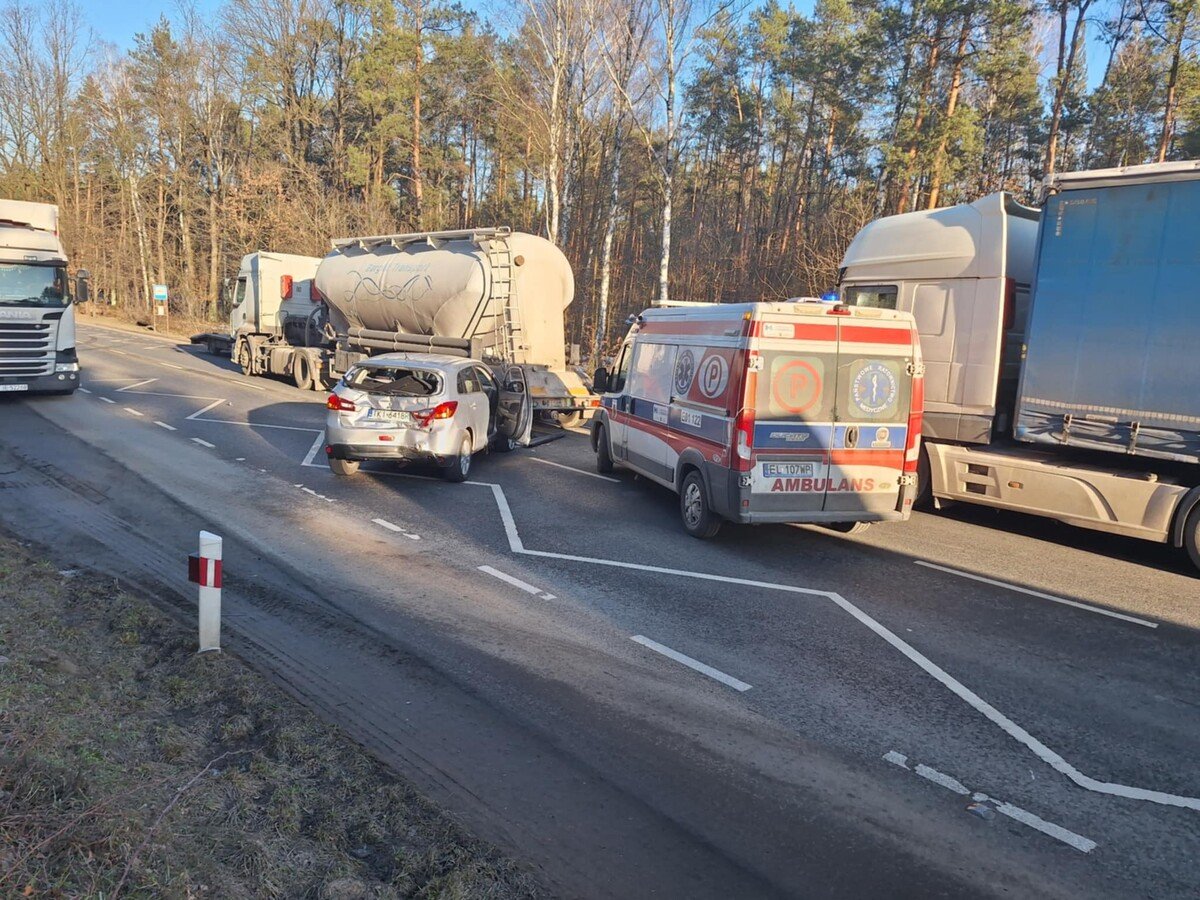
[194,228,596,429]
[838,161,1200,570]
[0,200,86,396]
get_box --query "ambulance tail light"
[734,408,755,471]
[904,337,924,473]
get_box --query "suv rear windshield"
[347,365,442,396]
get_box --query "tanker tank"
[315,229,573,369]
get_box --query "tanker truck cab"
[591,302,924,537]
[0,200,85,396]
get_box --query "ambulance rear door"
[823,316,915,517]
[748,316,841,516]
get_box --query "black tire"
[491,434,516,452]
[825,521,872,535]
[595,424,614,474]
[443,435,472,482]
[557,410,584,428]
[293,352,313,391]
[236,339,253,376]
[1184,503,1200,574]
[680,470,721,539]
[329,457,359,477]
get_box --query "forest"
[0,0,1196,353]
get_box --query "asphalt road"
[1,319,1197,898]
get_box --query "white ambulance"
[591,301,925,537]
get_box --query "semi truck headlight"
[55,348,79,372]
[55,362,80,372]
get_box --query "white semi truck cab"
[0,200,86,396]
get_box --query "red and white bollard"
[187,531,223,653]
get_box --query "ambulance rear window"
[755,352,832,421]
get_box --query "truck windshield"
[0,263,68,307]
[347,365,442,396]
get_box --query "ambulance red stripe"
[840,325,913,345]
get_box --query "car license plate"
[0,383,29,392]
[761,461,815,478]
[366,408,410,423]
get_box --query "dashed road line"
[186,398,227,420]
[122,407,144,417]
[528,455,620,483]
[883,751,1097,853]
[99,396,115,404]
[914,560,1158,628]
[477,565,556,599]
[191,437,216,449]
[371,517,421,541]
[630,635,752,692]
[78,387,91,394]
[155,421,177,431]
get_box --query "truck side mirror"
[592,366,610,394]
[74,270,90,303]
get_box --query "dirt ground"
[0,536,542,899]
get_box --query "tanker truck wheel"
[1184,503,1200,574]
[556,410,584,429]
[292,351,314,391]
[236,339,254,377]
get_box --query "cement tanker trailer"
[199,228,595,429]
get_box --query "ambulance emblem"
[851,362,898,416]
[674,349,696,394]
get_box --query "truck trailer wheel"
[328,457,360,477]
[824,521,872,535]
[1184,503,1200,573]
[680,470,722,539]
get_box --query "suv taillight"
[327,394,356,412]
[413,400,458,427]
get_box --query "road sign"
[152,283,168,302]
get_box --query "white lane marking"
[191,437,216,449]
[78,387,91,394]
[154,421,177,431]
[916,763,970,795]
[302,430,326,467]
[371,518,420,540]
[295,484,336,503]
[528,456,619,483]
[477,565,555,599]
[630,635,752,692]
[199,418,320,432]
[99,396,115,404]
[994,801,1097,854]
[914,560,1158,629]
[883,752,1096,853]
[187,398,227,420]
[475,481,1200,811]
[116,378,157,392]
[122,407,144,417]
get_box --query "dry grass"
[0,538,542,899]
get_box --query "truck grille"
[0,321,54,376]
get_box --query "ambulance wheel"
[681,471,722,539]
[292,352,314,391]
[595,425,614,474]
[826,521,872,535]
[1184,503,1200,573]
[329,457,359,477]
